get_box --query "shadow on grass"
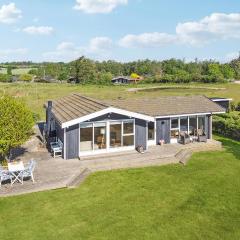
[216,135,240,160]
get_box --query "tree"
[70,56,97,84]
[0,96,34,160]
[19,74,33,81]
[0,74,10,82]
[207,63,224,81]
[7,66,12,75]
[220,64,235,80]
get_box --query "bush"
[19,74,33,82]
[0,96,34,159]
[213,112,240,141]
[0,74,10,82]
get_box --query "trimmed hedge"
[213,112,240,141]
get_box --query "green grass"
[0,82,239,120]
[0,68,35,75]
[0,136,240,240]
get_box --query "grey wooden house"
[46,94,226,160]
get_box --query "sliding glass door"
[110,122,122,148]
[80,119,135,156]
[110,120,134,148]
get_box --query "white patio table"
[8,161,25,186]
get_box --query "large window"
[110,122,122,148]
[171,118,179,139]
[80,123,93,152]
[198,116,206,132]
[110,120,134,148]
[123,120,134,146]
[189,116,197,136]
[180,117,188,132]
[170,115,206,140]
[148,122,155,140]
[94,122,106,150]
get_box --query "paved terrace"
[0,139,222,197]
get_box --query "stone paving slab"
[0,139,222,197]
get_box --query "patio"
[0,139,222,197]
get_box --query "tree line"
[1,56,240,84]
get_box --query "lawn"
[0,136,239,240]
[0,68,35,75]
[0,82,239,120]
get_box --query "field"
[0,82,239,119]
[0,136,239,240]
[0,68,35,75]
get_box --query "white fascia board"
[211,98,233,102]
[155,111,225,119]
[62,107,154,128]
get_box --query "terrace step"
[67,168,92,188]
[176,149,193,165]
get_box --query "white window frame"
[79,119,135,157]
[170,115,207,144]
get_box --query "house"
[46,94,225,160]
[111,76,143,84]
[111,76,131,84]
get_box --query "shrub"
[213,112,240,141]
[0,96,34,159]
[19,74,33,82]
[0,74,10,82]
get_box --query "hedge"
[213,112,240,141]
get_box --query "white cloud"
[22,26,54,35]
[0,48,28,61]
[119,13,240,48]
[119,32,178,48]
[0,3,22,24]
[176,13,240,45]
[43,42,85,62]
[225,51,240,61]
[89,37,112,52]
[43,37,113,62]
[74,0,128,14]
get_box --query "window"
[171,118,179,129]
[148,122,155,140]
[123,120,134,134]
[110,122,122,148]
[198,116,205,131]
[123,135,134,146]
[110,120,134,148]
[189,116,197,136]
[171,118,179,139]
[180,117,188,132]
[94,122,106,150]
[80,123,93,152]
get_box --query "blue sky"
[0,0,240,62]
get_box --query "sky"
[0,0,240,63]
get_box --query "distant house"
[111,76,143,84]
[111,76,131,84]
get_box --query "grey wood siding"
[56,121,64,142]
[135,119,147,150]
[206,115,210,139]
[66,124,79,159]
[156,118,170,144]
[214,100,229,112]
